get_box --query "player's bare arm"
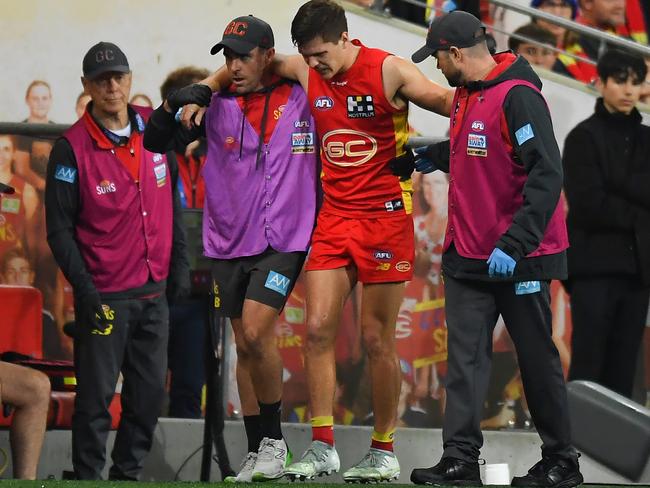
[181,54,310,127]
[271,53,310,88]
[383,55,453,117]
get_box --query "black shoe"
[411,457,482,485]
[511,457,583,488]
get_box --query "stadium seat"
[0,285,43,358]
[567,380,650,480]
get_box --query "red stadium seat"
[0,285,43,358]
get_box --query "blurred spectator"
[642,58,650,104]
[75,92,91,120]
[559,0,636,84]
[0,248,63,359]
[130,93,154,107]
[13,81,58,313]
[563,50,650,399]
[0,361,50,479]
[626,0,648,45]
[384,0,482,27]
[14,81,54,192]
[0,134,38,258]
[509,23,559,70]
[388,0,427,25]
[158,65,210,419]
[530,0,578,47]
[425,0,481,22]
[22,80,53,125]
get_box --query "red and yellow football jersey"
[307,40,412,218]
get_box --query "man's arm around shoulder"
[384,55,453,117]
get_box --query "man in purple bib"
[409,11,582,488]
[144,15,318,483]
[45,42,188,480]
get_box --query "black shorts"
[211,247,306,318]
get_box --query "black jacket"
[563,98,650,285]
[429,54,567,282]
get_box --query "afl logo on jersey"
[322,129,378,167]
[314,96,334,111]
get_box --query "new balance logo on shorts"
[265,271,291,296]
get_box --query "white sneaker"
[284,440,341,480]
[343,448,400,482]
[225,451,257,483]
[252,437,291,481]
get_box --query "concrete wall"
[0,420,644,483]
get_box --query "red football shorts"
[305,211,415,283]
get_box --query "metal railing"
[0,122,69,138]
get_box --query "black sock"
[243,414,262,453]
[259,401,283,440]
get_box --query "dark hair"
[597,49,647,84]
[291,0,348,47]
[508,23,556,52]
[25,80,51,100]
[160,66,211,100]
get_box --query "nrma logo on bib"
[314,96,334,110]
[322,129,378,167]
[96,179,116,195]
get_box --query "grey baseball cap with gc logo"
[83,41,130,80]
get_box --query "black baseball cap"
[210,15,274,55]
[412,11,486,63]
[83,42,130,80]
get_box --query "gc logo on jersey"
[322,129,377,167]
[347,95,375,118]
[314,96,334,111]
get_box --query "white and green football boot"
[284,440,341,480]
[342,448,400,483]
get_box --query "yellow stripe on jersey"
[393,111,413,215]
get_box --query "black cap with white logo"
[83,42,130,80]
[412,11,486,63]
[210,15,274,55]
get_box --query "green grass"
[0,483,643,488]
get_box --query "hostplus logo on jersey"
[96,179,116,195]
[347,95,375,118]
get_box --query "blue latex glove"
[487,248,516,277]
[414,146,436,174]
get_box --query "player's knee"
[305,323,335,354]
[241,325,271,360]
[26,370,50,409]
[235,340,252,363]
[362,330,393,358]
